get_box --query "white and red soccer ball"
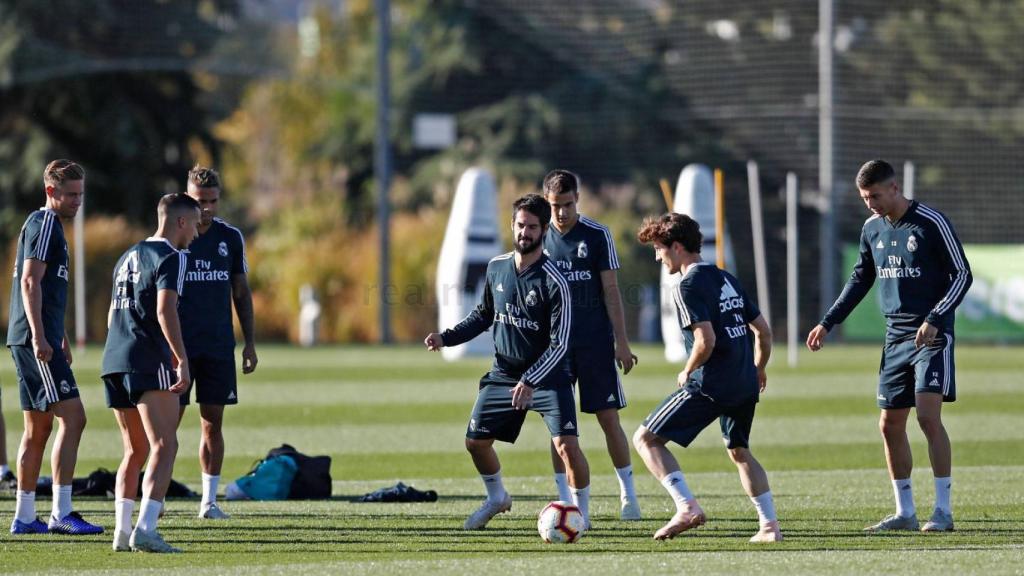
[537,501,586,543]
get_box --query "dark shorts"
[10,345,79,411]
[570,340,626,414]
[104,367,177,409]
[467,375,578,443]
[878,333,956,409]
[180,354,238,406]
[642,383,756,449]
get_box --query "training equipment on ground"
[537,501,586,543]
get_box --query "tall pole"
[714,168,725,270]
[74,200,86,353]
[747,161,771,328]
[375,0,392,343]
[818,0,836,318]
[787,172,799,368]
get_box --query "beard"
[515,235,541,255]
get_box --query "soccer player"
[102,193,200,553]
[7,160,102,535]
[424,194,592,530]
[806,160,971,533]
[634,213,782,543]
[178,165,257,520]
[541,169,641,520]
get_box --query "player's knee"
[595,409,620,431]
[124,441,150,466]
[632,426,654,451]
[878,415,903,437]
[464,437,490,453]
[727,447,750,465]
[916,413,943,435]
[150,436,179,460]
[23,422,53,445]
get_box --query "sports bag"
[233,454,298,500]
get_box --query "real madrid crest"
[526,289,538,306]
[577,241,588,259]
[218,241,229,257]
[60,380,71,394]
[907,235,918,253]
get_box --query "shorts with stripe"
[9,344,78,411]
[104,365,177,409]
[878,332,956,409]
[179,353,238,406]
[467,375,578,443]
[570,339,626,413]
[642,383,756,449]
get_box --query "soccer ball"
[537,501,586,543]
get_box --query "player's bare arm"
[157,288,190,393]
[806,324,829,352]
[599,269,638,374]
[748,315,772,392]
[231,272,258,373]
[678,321,715,387]
[21,257,52,362]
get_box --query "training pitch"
[1,343,1021,574]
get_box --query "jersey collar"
[144,237,179,251]
[682,260,712,279]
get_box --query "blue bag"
[234,454,298,501]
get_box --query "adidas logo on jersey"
[719,279,745,312]
[876,240,885,249]
[496,283,504,292]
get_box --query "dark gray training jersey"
[179,218,247,356]
[441,252,572,389]
[7,209,69,348]
[672,262,761,405]
[542,215,619,345]
[102,238,187,377]
[821,201,972,337]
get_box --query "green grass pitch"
[1,343,1022,574]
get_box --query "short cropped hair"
[187,165,221,189]
[158,192,201,220]
[512,193,551,226]
[636,212,703,254]
[856,160,895,189]
[43,160,85,189]
[542,169,579,196]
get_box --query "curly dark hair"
[636,212,702,253]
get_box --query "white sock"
[615,465,638,502]
[202,473,220,507]
[0,464,10,476]
[660,471,696,513]
[570,485,590,523]
[751,490,777,524]
[934,476,952,514]
[553,473,572,503]
[52,484,73,520]
[15,490,36,523]
[135,497,163,533]
[893,478,916,518]
[481,471,507,503]
[115,498,135,536]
